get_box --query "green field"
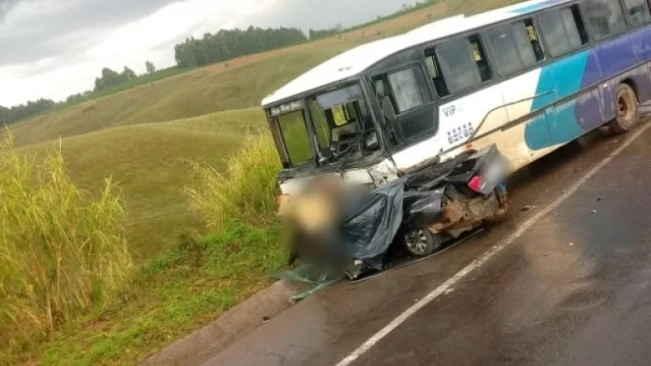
[17,107,269,261]
[2,0,525,364]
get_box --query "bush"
[0,137,131,345]
[186,134,281,230]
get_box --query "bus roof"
[261,0,572,108]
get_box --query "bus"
[262,0,651,262]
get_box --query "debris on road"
[521,205,534,212]
[271,264,342,302]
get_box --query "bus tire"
[608,83,639,134]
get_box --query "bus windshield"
[277,110,313,165]
[272,84,379,168]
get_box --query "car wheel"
[404,228,442,257]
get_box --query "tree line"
[0,63,157,126]
[174,26,307,68]
[2,26,311,126]
[309,24,343,40]
[94,66,137,92]
[0,99,57,125]
[2,21,384,125]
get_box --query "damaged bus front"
[261,19,516,278]
[263,75,509,279]
[266,82,398,194]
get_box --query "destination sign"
[270,100,303,116]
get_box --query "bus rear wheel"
[608,83,639,134]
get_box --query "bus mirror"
[381,96,396,124]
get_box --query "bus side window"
[469,35,492,82]
[538,5,589,57]
[583,0,627,41]
[524,20,545,62]
[424,50,450,97]
[487,19,544,77]
[372,66,433,141]
[373,69,427,114]
[425,34,491,96]
[623,0,651,27]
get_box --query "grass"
[3,0,529,364]
[5,222,286,366]
[81,67,186,103]
[346,0,446,32]
[186,135,281,231]
[5,137,286,366]
[0,137,131,360]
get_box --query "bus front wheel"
[608,83,639,134]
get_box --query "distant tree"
[66,93,82,103]
[0,105,10,125]
[173,26,307,68]
[95,67,122,91]
[309,24,343,40]
[145,60,156,74]
[121,66,137,81]
[0,99,57,126]
[64,89,93,105]
[94,66,138,92]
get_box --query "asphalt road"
[206,122,651,366]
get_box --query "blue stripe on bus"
[525,51,589,150]
[525,25,651,151]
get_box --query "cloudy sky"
[0,0,416,107]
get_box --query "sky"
[0,0,417,107]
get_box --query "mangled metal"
[279,144,510,280]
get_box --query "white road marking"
[335,123,651,366]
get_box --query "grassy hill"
[17,107,268,260]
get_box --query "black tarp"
[338,178,407,269]
[288,144,510,282]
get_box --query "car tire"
[403,228,442,257]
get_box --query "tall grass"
[186,134,281,230]
[0,137,131,345]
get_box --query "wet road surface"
[206,123,651,366]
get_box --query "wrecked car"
[276,144,509,279]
